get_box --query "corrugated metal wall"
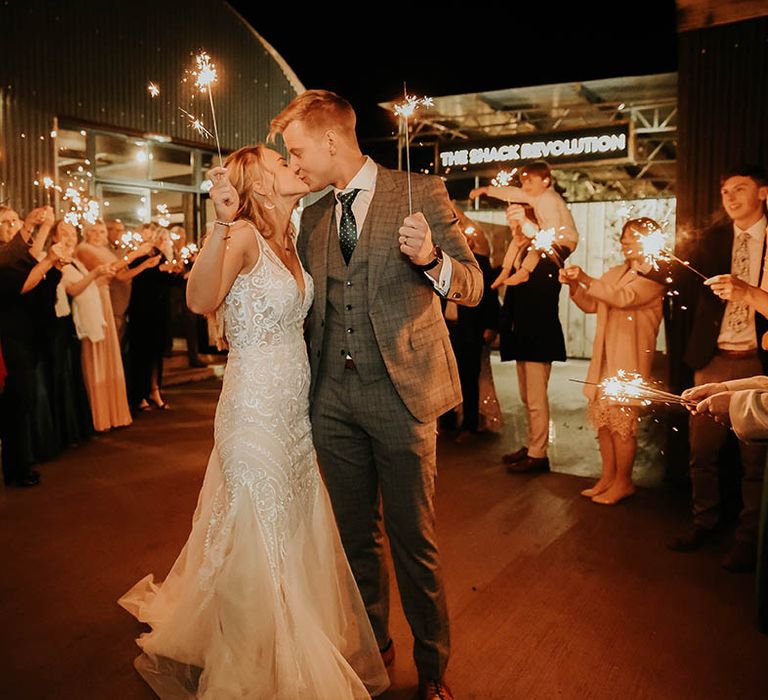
[0,0,302,213]
[676,15,768,231]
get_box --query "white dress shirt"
[717,216,767,351]
[333,156,452,295]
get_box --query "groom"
[271,91,482,699]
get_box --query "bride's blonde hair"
[223,145,278,240]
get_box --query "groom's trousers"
[312,367,451,680]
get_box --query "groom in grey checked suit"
[271,90,482,699]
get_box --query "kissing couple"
[119,89,482,699]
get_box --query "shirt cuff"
[424,254,453,297]
[522,221,538,238]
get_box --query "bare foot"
[592,483,635,505]
[580,479,613,498]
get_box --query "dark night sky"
[230,1,679,141]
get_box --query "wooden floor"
[1,371,767,700]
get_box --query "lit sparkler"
[570,370,695,408]
[393,87,432,215]
[190,50,222,165]
[156,203,170,228]
[635,227,707,280]
[180,242,199,262]
[148,82,160,98]
[492,169,517,187]
[530,227,565,267]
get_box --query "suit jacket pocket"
[409,316,446,350]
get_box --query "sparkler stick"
[393,84,433,215]
[192,51,222,166]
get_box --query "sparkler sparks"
[492,169,517,187]
[156,203,170,228]
[571,370,695,408]
[178,108,214,139]
[192,51,217,92]
[635,227,708,280]
[393,94,433,119]
[147,82,160,98]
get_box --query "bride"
[119,145,390,699]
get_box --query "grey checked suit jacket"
[298,164,483,423]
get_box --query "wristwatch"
[415,245,443,271]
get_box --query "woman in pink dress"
[64,220,133,431]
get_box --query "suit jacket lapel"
[306,194,334,316]
[366,165,403,305]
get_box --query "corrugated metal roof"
[0,0,304,212]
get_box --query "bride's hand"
[207,166,239,223]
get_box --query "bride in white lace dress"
[118,145,389,699]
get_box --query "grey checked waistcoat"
[321,213,388,383]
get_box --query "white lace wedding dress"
[119,224,389,699]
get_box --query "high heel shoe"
[148,393,170,410]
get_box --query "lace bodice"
[222,225,313,354]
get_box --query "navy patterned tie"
[337,189,361,265]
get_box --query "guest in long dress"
[560,217,666,505]
[105,219,134,345]
[126,224,175,411]
[72,221,132,431]
[0,206,64,487]
[38,221,94,445]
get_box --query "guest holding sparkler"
[125,224,174,411]
[560,217,666,504]
[500,203,567,473]
[470,161,579,287]
[71,220,132,431]
[42,220,94,445]
[0,206,65,487]
[668,165,768,571]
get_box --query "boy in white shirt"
[470,161,579,288]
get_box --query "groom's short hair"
[269,90,357,142]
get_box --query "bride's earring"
[264,197,276,210]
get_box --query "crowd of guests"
[3,159,767,622]
[445,161,768,596]
[0,206,204,488]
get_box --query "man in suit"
[669,164,768,573]
[270,90,482,700]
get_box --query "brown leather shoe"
[722,540,757,573]
[667,524,717,552]
[501,446,528,464]
[418,678,454,700]
[506,455,549,474]
[380,639,395,667]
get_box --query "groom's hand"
[399,213,434,266]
